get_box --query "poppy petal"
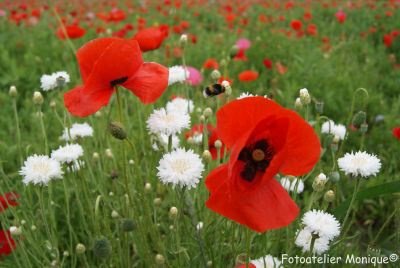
[216,97,283,148]
[133,26,168,52]
[64,85,114,117]
[122,62,168,103]
[279,109,321,175]
[206,166,299,232]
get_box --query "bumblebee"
[203,83,225,98]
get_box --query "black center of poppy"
[110,76,128,87]
[238,139,274,182]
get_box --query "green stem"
[38,106,49,155]
[341,178,362,234]
[12,98,23,165]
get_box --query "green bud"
[108,121,127,140]
[352,111,366,128]
[93,237,112,259]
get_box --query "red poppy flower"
[276,62,288,75]
[335,10,346,23]
[185,124,225,160]
[383,34,393,48]
[263,58,273,69]
[233,49,248,61]
[203,58,219,70]
[0,230,15,256]
[133,25,169,52]
[238,70,259,82]
[0,192,19,212]
[290,19,302,31]
[205,97,320,232]
[56,24,86,39]
[64,38,168,117]
[393,127,400,140]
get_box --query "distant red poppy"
[233,49,248,61]
[383,34,393,48]
[335,10,346,23]
[393,127,400,140]
[205,97,320,232]
[56,24,86,39]
[307,24,318,36]
[203,58,219,69]
[133,25,169,52]
[64,38,169,117]
[238,70,259,82]
[0,192,19,212]
[263,58,273,69]
[290,19,302,31]
[276,62,288,75]
[0,230,15,256]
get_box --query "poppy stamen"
[110,76,128,87]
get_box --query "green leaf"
[333,180,400,219]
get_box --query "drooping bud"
[108,121,127,140]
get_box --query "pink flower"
[235,38,251,50]
[186,66,203,86]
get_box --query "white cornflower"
[321,120,346,140]
[338,151,381,178]
[295,228,330,255]
[60,123,93,141]
[152,134,180,151]
[147,108,190,136]
[299,88,311,105]
[19,155,63,185]
[51,144,84,164]
[191,133,203,144]
[302,210,341,240]
[168,66,189,85]
[281,177,304,194]
[157,148,204,189]
[251,255,282,268]
[237,92,256,99]
[40,71,70,91]
[166,97,194,114]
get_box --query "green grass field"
[0,1,399,267]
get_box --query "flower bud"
[128,159,134,165]
[50,100,57,109]
[10,226,22,236]
[120,218,135,232]
[210,69,221,81]
[214,140,222,149]
[31,225,37,231]
[33,91,44,105]
[179,34,188,47]
[105,149,113,158]
[9,85,17,97]
[299,88,311,105]
[111,210,119,219]
[92,152,100,160]
[324,190,335,202]
[329,171,340,182]
[108,121,127,140]
[295,97,303,109]
[207,261,213,267]
[202,150,212,162]
[144,182,152,192]
[221,80,232,95]
[169,206,178,219]
[153,197,162,206]
[203,107,213,118]
[93,237,112,259]
[155,254,165,265]
[75,243,86,254]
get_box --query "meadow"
[0,0,399,267]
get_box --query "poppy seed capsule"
[93,237,112,259]
[108,121,127,140]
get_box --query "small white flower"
[157,148,204,189]
[281,177,304,194]
[67,160,85,173]
[166,97,194,114]
[251,255,282,268]
[196,222,204,231]
[60,123,93,141]
[19,155,63,185]
[295,228,330,255]
[302,210,341,240]
[152,134,180,151]
[321,120,346,140]
[317,173,328,181]
[40,71,70,91]
[147,108,190,136]
[168,66,189,85]
[51,144,84,164]
[338,151,381,178]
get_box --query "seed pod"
[108,121,127,140]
